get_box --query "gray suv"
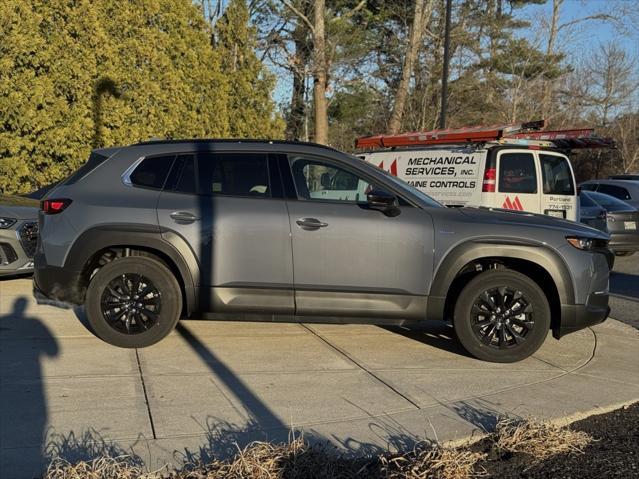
[34,140,613,362]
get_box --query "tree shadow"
[0,297,59,476]
[92,77,120,149]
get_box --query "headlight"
[566,236,596,250]
[0,217,17,229]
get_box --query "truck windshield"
[540,154,575,195]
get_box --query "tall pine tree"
[213,0,284,139]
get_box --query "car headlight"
[566,236,604,251]
[0,217,17,229]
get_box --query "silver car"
[580,179,639,209]
[0,195,38,277]
[34,140,613,362]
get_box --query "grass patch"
[42,416,594,479]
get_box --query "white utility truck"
[355,121,613,222]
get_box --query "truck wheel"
[85,256,182,348]
[453,269,550,363]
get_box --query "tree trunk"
[388,0,432,134]
[312,0,328,144]
[286,19,311,141]
[542,0,562,120]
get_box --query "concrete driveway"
[1,277,638,478]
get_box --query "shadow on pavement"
[610,272,639,299]
[0,297,59,475]
[381,322,474,358]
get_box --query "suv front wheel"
[85,256,182,348]
[453,269,551,363]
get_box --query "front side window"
[498,152,537,194]
[597,184,631,201]
[130,155,175,189]
[540,154,575,195]
[289,158,376,202]
[165,152,270,197]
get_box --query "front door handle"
[296,217,328,230]
[170,211,200,223]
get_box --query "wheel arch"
[427,239,574,332]
[63,224,199,314]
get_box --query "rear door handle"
[296,218,328,230]
[170,211,200,222]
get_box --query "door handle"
[170,211,200,222]
[296,218,328,230]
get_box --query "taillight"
[41,198,72,215]
[482,167,496,192]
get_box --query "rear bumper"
[609,232,639,252]
[554,292,609,339]
[33,252,84,305]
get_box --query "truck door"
[537,152,577,221]
[495,150,541,214]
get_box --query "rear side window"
[130,155,175,189]
[580,183,598,192]
[540,154,575,195]
[166,152,270,197]
[498,153,537,194]
[597,184,631,200]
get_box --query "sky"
[256,0,639,110]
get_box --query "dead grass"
[492,417,593,461]
[41,417,593,479]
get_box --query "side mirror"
[320,172,331,189]
[366,189,400,216]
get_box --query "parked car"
[34,140,613,362]
[0,195,39,277]
[580,190,639,257]
[608,174,639,181]
[580,179,639,209]
[579,191,608,233]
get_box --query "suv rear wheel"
[453,269,550,363]
[85,256,182,348]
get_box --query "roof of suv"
[581,179,639,187]
[133,138,340,152]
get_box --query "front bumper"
[554,291,609,339]
[0,221,37,276]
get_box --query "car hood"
[459,207,609,239]
[0,195,39,220]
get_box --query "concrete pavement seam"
[300,324,422,410]
[135,349,157,440]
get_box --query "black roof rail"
[131,138,342,153]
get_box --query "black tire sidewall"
[454,270,551,363]
[85,256,182,348]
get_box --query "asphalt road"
[609,253,639,329]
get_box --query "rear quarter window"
[130,155,175,189]
[63,151,109,185]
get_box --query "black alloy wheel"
[100,273,162,335]
[453,269,551,363]
[470,286,534,349]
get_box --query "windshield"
[350,155,443,208]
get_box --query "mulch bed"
[476,402,639,478]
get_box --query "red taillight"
[41,198,72,215]
[482,167,496,192]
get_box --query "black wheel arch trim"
[63,224,199,314]
[427,239,575,319]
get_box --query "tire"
[453,269,551,363]
[85,256,182,348]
